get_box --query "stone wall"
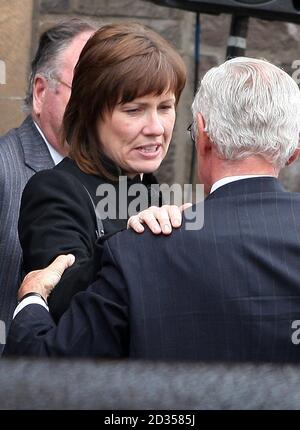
[0,0,34,136]
[1,0,300,188]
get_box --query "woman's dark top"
[18,157,160,321]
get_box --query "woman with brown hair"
[18,22,187,321]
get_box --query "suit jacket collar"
[206,176,286,200]
[19,116,54,172]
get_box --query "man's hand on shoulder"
[18,254,75,303]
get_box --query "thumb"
[46,254,75,277]
[18,254,76,302]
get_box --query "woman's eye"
[160,105,173,111]
[125,108,141,114]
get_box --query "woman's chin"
[127,148,166,174]
[130,159,163,175]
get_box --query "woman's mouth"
[135,144,162,159]
[136,144,161,153]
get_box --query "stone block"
[40,0,70,14]
[141,18,182,48]
[0,60,6,85]
[248,18,292,52]
[200,13,231,47]
[0,0,33,97]
[88,15,184,51]
[73,0,182,19]
[279,161,300,192]
[0,99,25,136]
[246,18,300,67]
[199,54,220,78]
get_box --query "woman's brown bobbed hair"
[63,22,187,178]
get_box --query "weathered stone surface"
[279,161,300,192]
[0,0,33,132]
[0,0,33,97]
[248,19,295,52]
[40,0,70,14]
[201,13,231,48]
[199,54,220,78]
[87,15,184,52]
[73,0,182,19]
[245,19,300,67]
[139,18,183,48]
[0,99,25,135]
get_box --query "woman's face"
[97,92,176,176]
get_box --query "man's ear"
[32,75,48,116]
[286,147,300,166]
[195,113,212,155]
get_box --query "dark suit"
[0,116,53,353]
[18,157,160,322]
[5,177,300,362]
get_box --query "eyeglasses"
[53,77,72,90]
[46,75,72,90]
[187,123,196,144]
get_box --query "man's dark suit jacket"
[5,177,300,362]
[0,117,53,354]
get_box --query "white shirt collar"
[33,121,64,165]
[210,175,274,194]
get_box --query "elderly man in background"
[5,57,300,362]
[0,19,95,353]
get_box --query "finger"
[127,215,145,233]
[66,254,76,266]
[41,254,75,294]
[45,254,75,278]
[166,205,182,228]
[155,206,173,235]
[138,209,162,234]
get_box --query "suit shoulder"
[0,128,24,181]
[0,126,22,156]
[106,225,160,261]
[288,191,300,199]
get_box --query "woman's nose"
[143,112,164,136]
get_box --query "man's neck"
[203,153,279,195]
[210,154,279,185]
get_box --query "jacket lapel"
[19,116,54,172]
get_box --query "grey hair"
[192,57,300,168]
[23,18,96,111]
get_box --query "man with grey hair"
[191,56,300,195]
[4,57,300,362]
[0,19,95,354]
